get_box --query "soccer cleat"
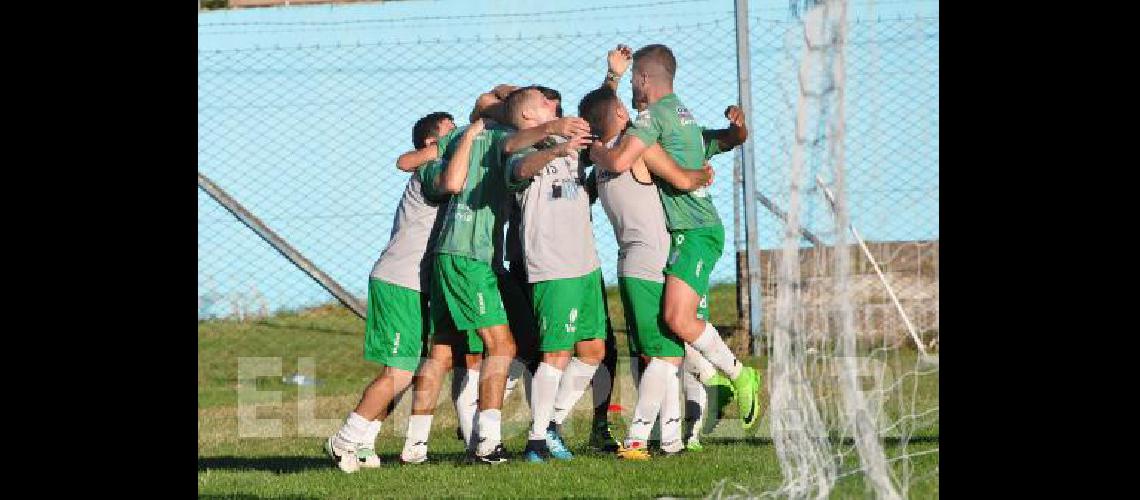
[685,436,704,453]
[617,439,651,461]
[325,435,361,473]
[356,447,382,468]
[589,420,621,453]
[545,422,573,461]
[522,439,550,463]
[705,373,736,433]
[400,441,428,464]
[732,366,762,429]
[473,443,509,465]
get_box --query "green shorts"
[364,278,429,372]
[431,254,510,353]
[664,225,725,318]
[532,268,606,353]
[618,276,685,358]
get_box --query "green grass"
[198,286,939,498]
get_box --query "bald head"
[632,44,676,84]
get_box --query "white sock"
[551,357,600,426]
[403,414,433,452]
[454,369,480,448]
[363,419,383,447]
[682,370,706,442]
[335,411,371,446]
[627,358,676,442]
[691,322,742,380]
[683,343,718,384]
[476,409,502,455]
[529,362,563,440]
[660,366,683,452]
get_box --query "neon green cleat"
[685,437,704,452]
[705,373,736,433]
[732,366,762,429]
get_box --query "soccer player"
[589,44,762,459]
[400,88,592,465]
[324,111,456,473]
[500,86,604,462]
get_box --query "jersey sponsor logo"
[450,204,475,223]
[676,106,696,126]
[565,308,579,333]
[549,179,581,201]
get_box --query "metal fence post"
[735,0,763,356]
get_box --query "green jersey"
[433,123,514,263]
[626,93,722,230]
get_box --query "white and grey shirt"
[370,173,443,292]
[506,136,601,283]
[595,134,671,283]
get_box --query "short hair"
[412,111,454,149]
[578,86,620,136]
[504,86,545,126]
[533,85,563,117]
[633,44,677,81]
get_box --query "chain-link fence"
[197,4,938,349]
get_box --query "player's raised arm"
[702,105,749,153]
[588,132,649,174]
[395,142,438,172]
[502,115,591,155]
[437,118,485,194]
[509,135,592,185]
[641,143,712,192]
[602,44,632,91]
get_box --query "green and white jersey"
[506,136,601,283]
[370,159,446,292]
[626,93,722,230]
[433,123,514,264]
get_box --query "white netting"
[763,1,938,498]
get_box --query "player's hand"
[608,44,633,76]
[492,84,517,100]
[469,117,486,134]
[725,105,746,128]
[553,134,592,158]
[587,141,606,163]
[545,117,591,138]
[702,162,715,187]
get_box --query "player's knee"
[576,340,605,364]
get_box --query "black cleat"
[474,443,509,465]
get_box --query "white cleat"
[400,442,428,464]
[325,435,361,473]
[357,447,382,468]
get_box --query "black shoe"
[474,443,509,465]
[589,420,620,453]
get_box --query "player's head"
[533,85,563,118]
[578,86,627,140]
[412,111,456,149]
[505,86,558,128]
[631,43,677,105]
